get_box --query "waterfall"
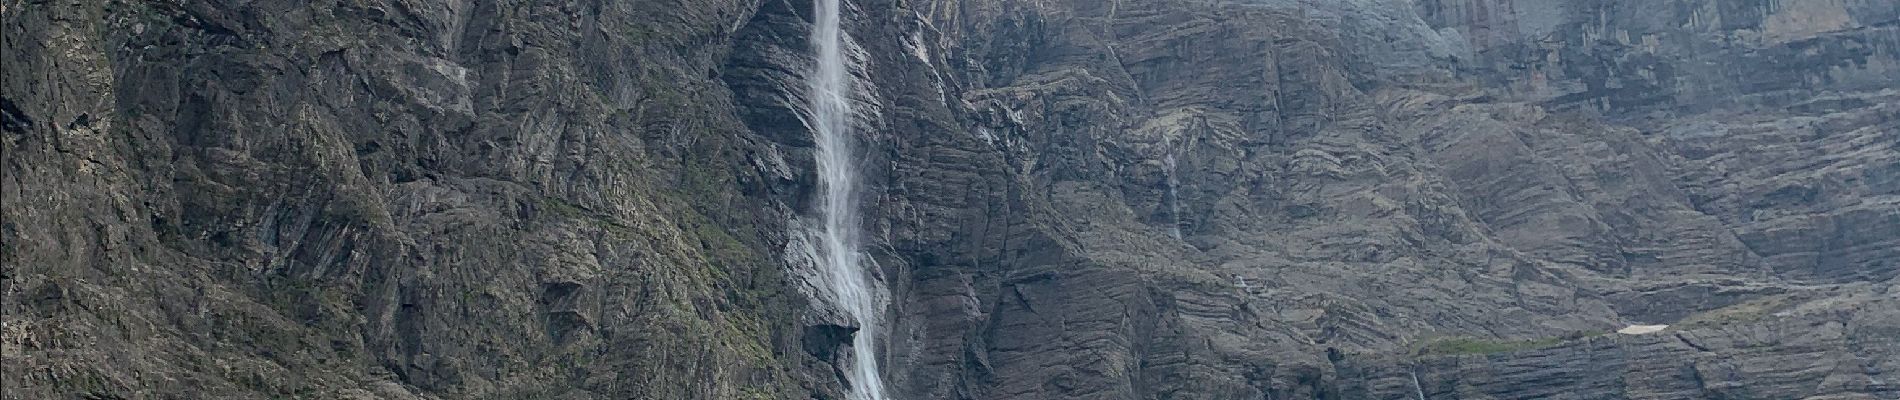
[1164,152,1183,239]
[1410,371,1428,400]
[806,0,889,399]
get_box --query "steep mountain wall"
[5,0,839,397]
[5,0,1895,399]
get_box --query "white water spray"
[1164,153,1183,239]
[1410,370,1428,400]
[806,0,889,399]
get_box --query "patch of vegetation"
[736,385,780,400]
[1674,294,1798,330]
[1414,330,1606,356]
[538,197,588,219]
[325,195,391,227]
[1416,337,1563,355]
[536,196,653,242]
[721,313,777,364]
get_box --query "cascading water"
[1410,370,1428,400]
[1164,152,1183,239]
[806,0,889,399]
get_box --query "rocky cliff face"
[5,1,832,398]
[4,0,1895,399]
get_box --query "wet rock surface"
[5,0,1896,399]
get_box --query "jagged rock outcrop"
[5,0,831,398]
[5,0,1895,399]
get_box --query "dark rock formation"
[5,0,827,398]
[5,0,1894,399]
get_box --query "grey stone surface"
[4,0,1894,399]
